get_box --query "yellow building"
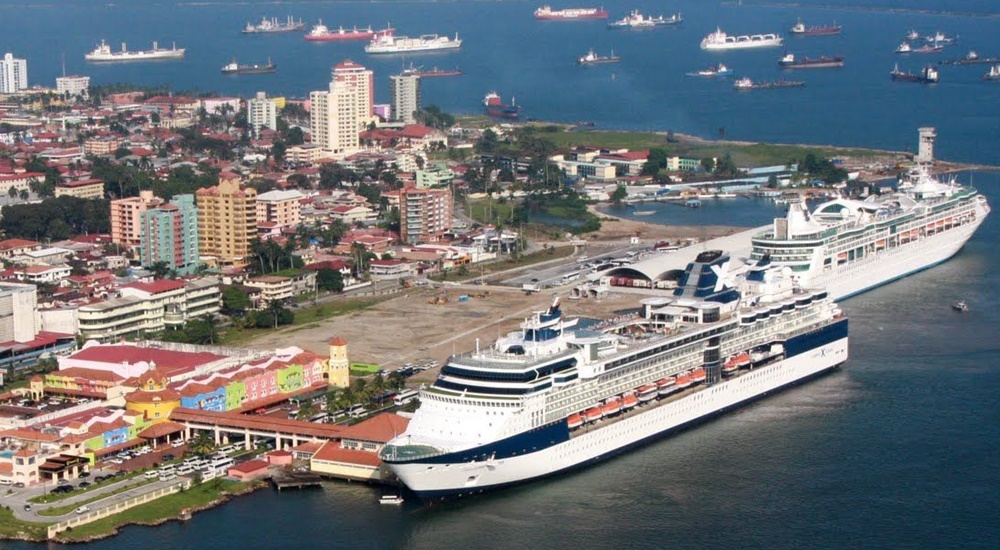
[124,368,181,423]
[195,176,257,267]
[54,178,105,199]
[325,336,350,388]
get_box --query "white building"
[56,75,90,98]
[309,59,376,156]
[0,52,28,94]
[390,73,420,124]
[248,91,277,137]
[0,283,40,343]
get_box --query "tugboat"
[221,58,276,75]
[733,77,805,90]
[984,64,1000,81]
[951,300,969,312]
[789,19,842,36]
[578,48,620,65]
[890,63,939,83]
[483,92,521,119]
[687,63,733,77]
[778,53,844,69]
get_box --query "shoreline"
[586,203,744,243]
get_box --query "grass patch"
[0,506,50,540]
[54,479,257,542]
[468,198,516,226]
[38,479,157,517]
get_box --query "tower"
[0,52,28,94]
[326,336,350,388]
[917,127,936,165]
[390,72,421,124]
[309,59,376,155]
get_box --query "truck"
[522,282,541,294]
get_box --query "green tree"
[189,431,215,456]
[316,268,345,293]
[285,126,305,146]
[7,187,16,199]
[700,157,716,173]
[221,286,252,315]
[610,184,628,205]
[149,261,171,279]
[642,148,669,176]
[271,140,287,165]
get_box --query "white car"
[171,440,185,448]
[108,458,123,465]
[144,471,158,479]
[74,505,90,514]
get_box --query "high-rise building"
[256,189,303,230]
[0,283,39,344]
[390,73,421,124]
[0,52,28,94]
[110,191,165,247]
[309,59,376,156]
[195,176,257,267]
[248,91,277,137]
[56,75,90,98]
[917,127,936,165]
[139,194,200,275]
[399,184,453,245]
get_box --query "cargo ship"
[84,40,185,62]
[789,19,841,36]
[483,92,520,119]
[925,31,956,46]
[380,252,850,499]
[365,33,461,54]
[890,63,939,83]
[578,48,620,65]
[242,16,305,34]
[305,21,392,42]
[686,63,733,77]
[221,58,276,75]
[778,53,844,69]
[607,10,682,30]
[896,42,943,54]
[534,5,609,20]
[701,28,783,51]
[733,77,804,90]
[939,51,999,66]
[983,64,1000,81]
[401,64,462,77]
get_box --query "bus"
[393,389,419,407]
[560,271,580,284]
[309,412,329,423]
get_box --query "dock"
[270,471,323,491]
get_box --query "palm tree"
[387,371,404,392]
[189,430,215,456]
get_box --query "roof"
[68,345,226,373]
[328,336,347,346]
[289,441,324,455]
[138,421,185,439]
[58,178,104,188]
[229,459,270,474]
[257,189,304,202]
[312,441,382,467]
[125,387,182,403]
[50,367,126,383]
[0,238,40,251]
[339,413,410,444]
[121,279,186,294]
[169,407,344,439]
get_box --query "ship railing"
[450,348,578,370]
[380,442,447,462]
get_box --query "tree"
[114,146,132,159]
[221,286,252,315]
[316,268,345,293]
[714,153,740,177]
[700,157,716,173]
[270,140,287,165]
[149,261,171,279]
[610,184,628,205]
[7,187,16,199]
[285,126,305,146]
[641,148,669,176]
[189,431,215,456]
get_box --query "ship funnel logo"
[710,260,732,292]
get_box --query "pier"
[270,471,323,491]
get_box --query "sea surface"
[2,2,1000,549]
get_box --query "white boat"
[700,28,783,50]
[607,10,682,30]
[379,495,404,505]
[750,166,990,301]
[365,33,461,54]
[951,300,969,312]
[84,40,185,62]
[633,210,656,216]
[380,252,849,499]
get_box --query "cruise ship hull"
[810,208,987,301]
[387,327,848,499]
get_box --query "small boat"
[905,29,921,41]
[895,42,912,54]
[401,64,462,77]
[221,58,276,75]
[602,398,622,416]
[675,373,692,389]
[685,199,702,208]
[952,300,969,312]
[634,210,656,216]
[656,377,677,396]
[687,63,733,77]
[912,43,944,54]
[583,405,604,422]
[690,367,707,384]
[379,495,405,505]
[637,384,657,402]
[733,77,805,90]
[984,64,1000,81]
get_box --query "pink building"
[110,190,164,247]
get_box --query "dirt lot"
[247,286,640,382]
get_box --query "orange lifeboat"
[656,377,677,396]
[675,373,692,389]
[637,383,658,402]
[583,406,604,423]
[622,392,638,409]
[567,413,583,430]
[691,367,707,384]
[603,398,622,416]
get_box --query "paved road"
[7,473,176,523]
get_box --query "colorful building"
[196,176,257,267]
[139,193,200,275]
[124,368,182,423]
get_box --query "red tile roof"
[169,407,344,439]
[121,279,186,294]
[138,421,185,439]
[328,336,347,346]
[229,459,270,475]
[69,345,225,373]
[339,413,410,444]
[312,442,382,467]
[51,367,126,383]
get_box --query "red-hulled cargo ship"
[304,21,393,42]
[483,92,520,119]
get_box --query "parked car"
[74,505,90,514]
[14,481,25,488]
[162,453,175,461]
[171,440,185,448]
[78,471,90,478]
[78,481,91,489]
[57,479,70,486]
[23,504,31,511]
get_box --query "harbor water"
[0,0,998,547]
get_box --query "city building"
[399,184,453,244]
[139,194,200,274]
[917,126,936,165]
[83,135,125,156]
[53,178,105,199]
[0,52,28,94]
[111,191,165,247]
[0,283,76,372]
[389,73,420,124]
[310,413,410,481]
[244,270,317,307]
[415,163,455,189]
[256,189,303,230]
[0,172,44,196]
[309,59,376,156]
[196,176,257,267]
[248,91,277,137]
[76,278,222,341]
[56,75,90,98]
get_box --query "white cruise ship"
[700,27,783,50]
[364,33,461,54]
[751,167,990,301]
[381,251,849,499]
[85,40,185,62]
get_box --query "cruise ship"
[700,28,783,50]
[365,33,461,54]
[750,167,990,301]
[381,251,849,499]
[85,40,185,62]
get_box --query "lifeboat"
[675,373,692,389]
[722,361,739,376]
[622,392,638,410]
[637,384,658,402]
[583,406,604,423]
[691,367,707,384]
[603,398,622,416]
[656,377,677,396]
[567,413,583,430]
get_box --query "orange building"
[196,176,257,267]
[125,368,182,424]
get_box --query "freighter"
[221,59,276,75]
[483,92,520,119]
[534,5,609,20]
[242,16,305,34]
[607,10,682,30]
[890,63,939,83]
[750,166,990,301]
[778,53,844,69]
[84,40,185,62]
[984,64,1000,81]
[305,21,392,42]
[578,48,620,65]
[381,251,849,499]
[701,28,783,50]
[789,19,842,36]
[365,33,461,54]
[733,77,805,90]
[401,64,462,77]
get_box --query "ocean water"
[1,1,999,163]
[1,2,999,548]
